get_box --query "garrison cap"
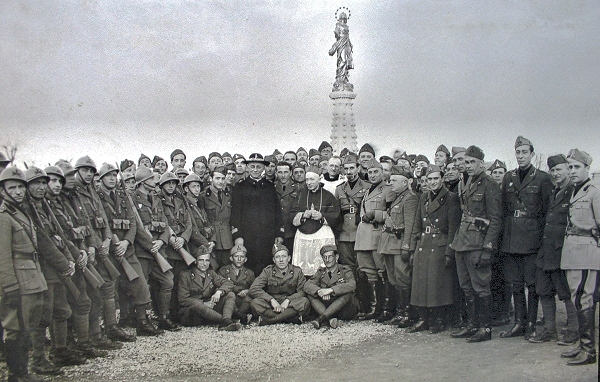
[75,156,97,172]
[264,155,277,165]
[243,153,269,165]
[44,166,65,183]
[135,167,155,185]
[25,166,49,183]
[230,243,248,255]
[359,143,375,156]
[308,149,320,158]
[0,152,10,165]
[342,155,358,165]
[407,154,416,163]
[451,147,467,157]
[320,244,338,256]
[390,165,412,178]
[318,141,333,152]
[367,159,383,170]
[340,147,349,157]
[305,165,321,175]
[194,245,213,257]
[222,152,232,159]
[208,152,222,161]
[396,152,410,162]
[272,149,282,156]
[567,149,593,166]
[158,171,179,186]
[174,168,189,177]
[487,159,507,172]
[425,164,443,177]
[212,165,227,176]
[436,145,451,156]
[232,153,245,162]
[414,154,430,165]
[296,147,308,155]
[272,243,289,255]
[152,155,165,167]
[120,159,135,172]
[98,163,119,179]
[546,154,568,170]
[170,149,186,161]
[514,136,532,149]
[193,156,207,166]
[225,163,236,172]
[55,160,76,176]
[379,156,395,164]
[0,166,26,185]
[138,154,151,165]
[292,162,306,171]
[465,145,485,160]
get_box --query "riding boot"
[567,308,597,365]
[357,282,378,320]
[377,276,396,323]
[467,295,492,342]
[500,286,526,338]
[525,288,539,340]
[451,295,477,338]
[406,307,429,333]
[5,339,21,380]
[429,307,445,334]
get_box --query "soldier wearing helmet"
[181,173,215,269]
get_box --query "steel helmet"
[74,156,97,173]
[25,166,50,183]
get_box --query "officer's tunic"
[249,264,310,316]
[304,264,358,320]
[334,178,366,270]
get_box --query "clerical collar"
[323,173,339,182]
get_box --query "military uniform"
[275,180,300,252]
[217,263,255,317]
[199,185,233,266]
[334,174,366,271]
[304,264,358,321]
[183,193,212,258]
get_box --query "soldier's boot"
[567,308,597,366]
[429,307,446,334]
[0,324,4,362]
[357,282,378,320]
[524,289,539,340]
[396,289,417,328]
[467,295,492,343]
[558,298,580,346]
[451,295,478,338]
[51,346,87,367]
[106,324,136,343]
[529,296,557,343]
[387,287,407,325]
[135,307,163,336]
[5,339,22,381]
[31,328,63,375]
[158,315,181,332]
[311,315,328,329]
[17,334,44,382]
[406,307,429,333]
[259,308,300,326]
[377,276,396,323]
[500,285,526,338]
[75,341,108,359]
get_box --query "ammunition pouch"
[93,217,107,229]
[148,221,167,233]
[111,219,131,230]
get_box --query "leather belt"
[13,251,39,262]
[342,206,356,214]
[461,215,476,223]
[565,226,593,237]
[513,210,534,218]
[423,226,441,234]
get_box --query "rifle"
[87,262,106,287]
[168,227,196,266]
[112,234,139,281]
[83,264,104,289]
[97,252,121,281]
[117,164,172,273]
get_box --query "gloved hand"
[3,289,21,308]
[409,253,414,267]
[361,211,375,223]
[399,250,410,263]
[474,250,492,269]
[444,256,454,268]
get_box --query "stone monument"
[329,7,358,153]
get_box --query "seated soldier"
[305,245,359,329]
[249,244,310,325]
[217,243,256,325]
[177,246,242,331]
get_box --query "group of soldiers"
[0,136,598,381]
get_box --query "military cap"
[138,153,151,165]
[547,154,568,170]
[193,156,207,166]
[305,165,321,175]
[367,159,383,170]
[208,152,222,162]
[55,160,76,176]
[75,156,97,172]
[292,161,306,171]
[308,149,320,158]
[98,163,119,179]
[212,165,228,176]
[296,147,308,155]
[340,147,349,157]
[182,173,201,186]
[272,243,289,255]
[243,153,269,165]
[230,243,248,255]
[414,154,430,165]
[407,154,417,163]
[320,244,338,256]
[25,166,49,183]
[225,163,236,172]
[170,149,186,161]
[284,150,297,158]
[158,171,179,186]
[436,145,451,156]
[44,166,65,183]
[425,164,443,177]
[232,153,245,162]
[379,156,395,164]
[465,145,485,160]
[318,141,333,152]
[120,159,135,172]
[359,143,375,156]
[152,155,165,167]
[396,152,410,162]
[567,149,593,166]
[264,155,277,165]
[514,136,532,149]
[390,165,412,178]
[135,167,155,185]
[222,152,232,159]
[273,149,282,156]
[122,172,135,182]
[451,147,467,157]
[0,166,26,185]
[342,155,358,165]
[487,159,507,172]
[0,152,10,165]
[174,168,189,178]
[194,244,213,257]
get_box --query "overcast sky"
[1,0,598,171]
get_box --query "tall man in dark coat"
[499,137,553,340]
[231,154,284,275]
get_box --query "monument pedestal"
[329,91,358,154]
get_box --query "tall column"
[329,91,358,154]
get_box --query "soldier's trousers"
[38,282,71,350]
[308,294,358,320]
[66,272,91,343]
[234,295,252,314]
[0,292,44,341]
[383,254,411,288]
[179,292,236,326]
[566,270,599,312]
[251,296,310,318]
[138,257,174,317]
[455,250,491,298]
[356,250,385,282]
[337,241,358,273]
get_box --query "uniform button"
[432,234,436,238]
[431,249,434,252]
